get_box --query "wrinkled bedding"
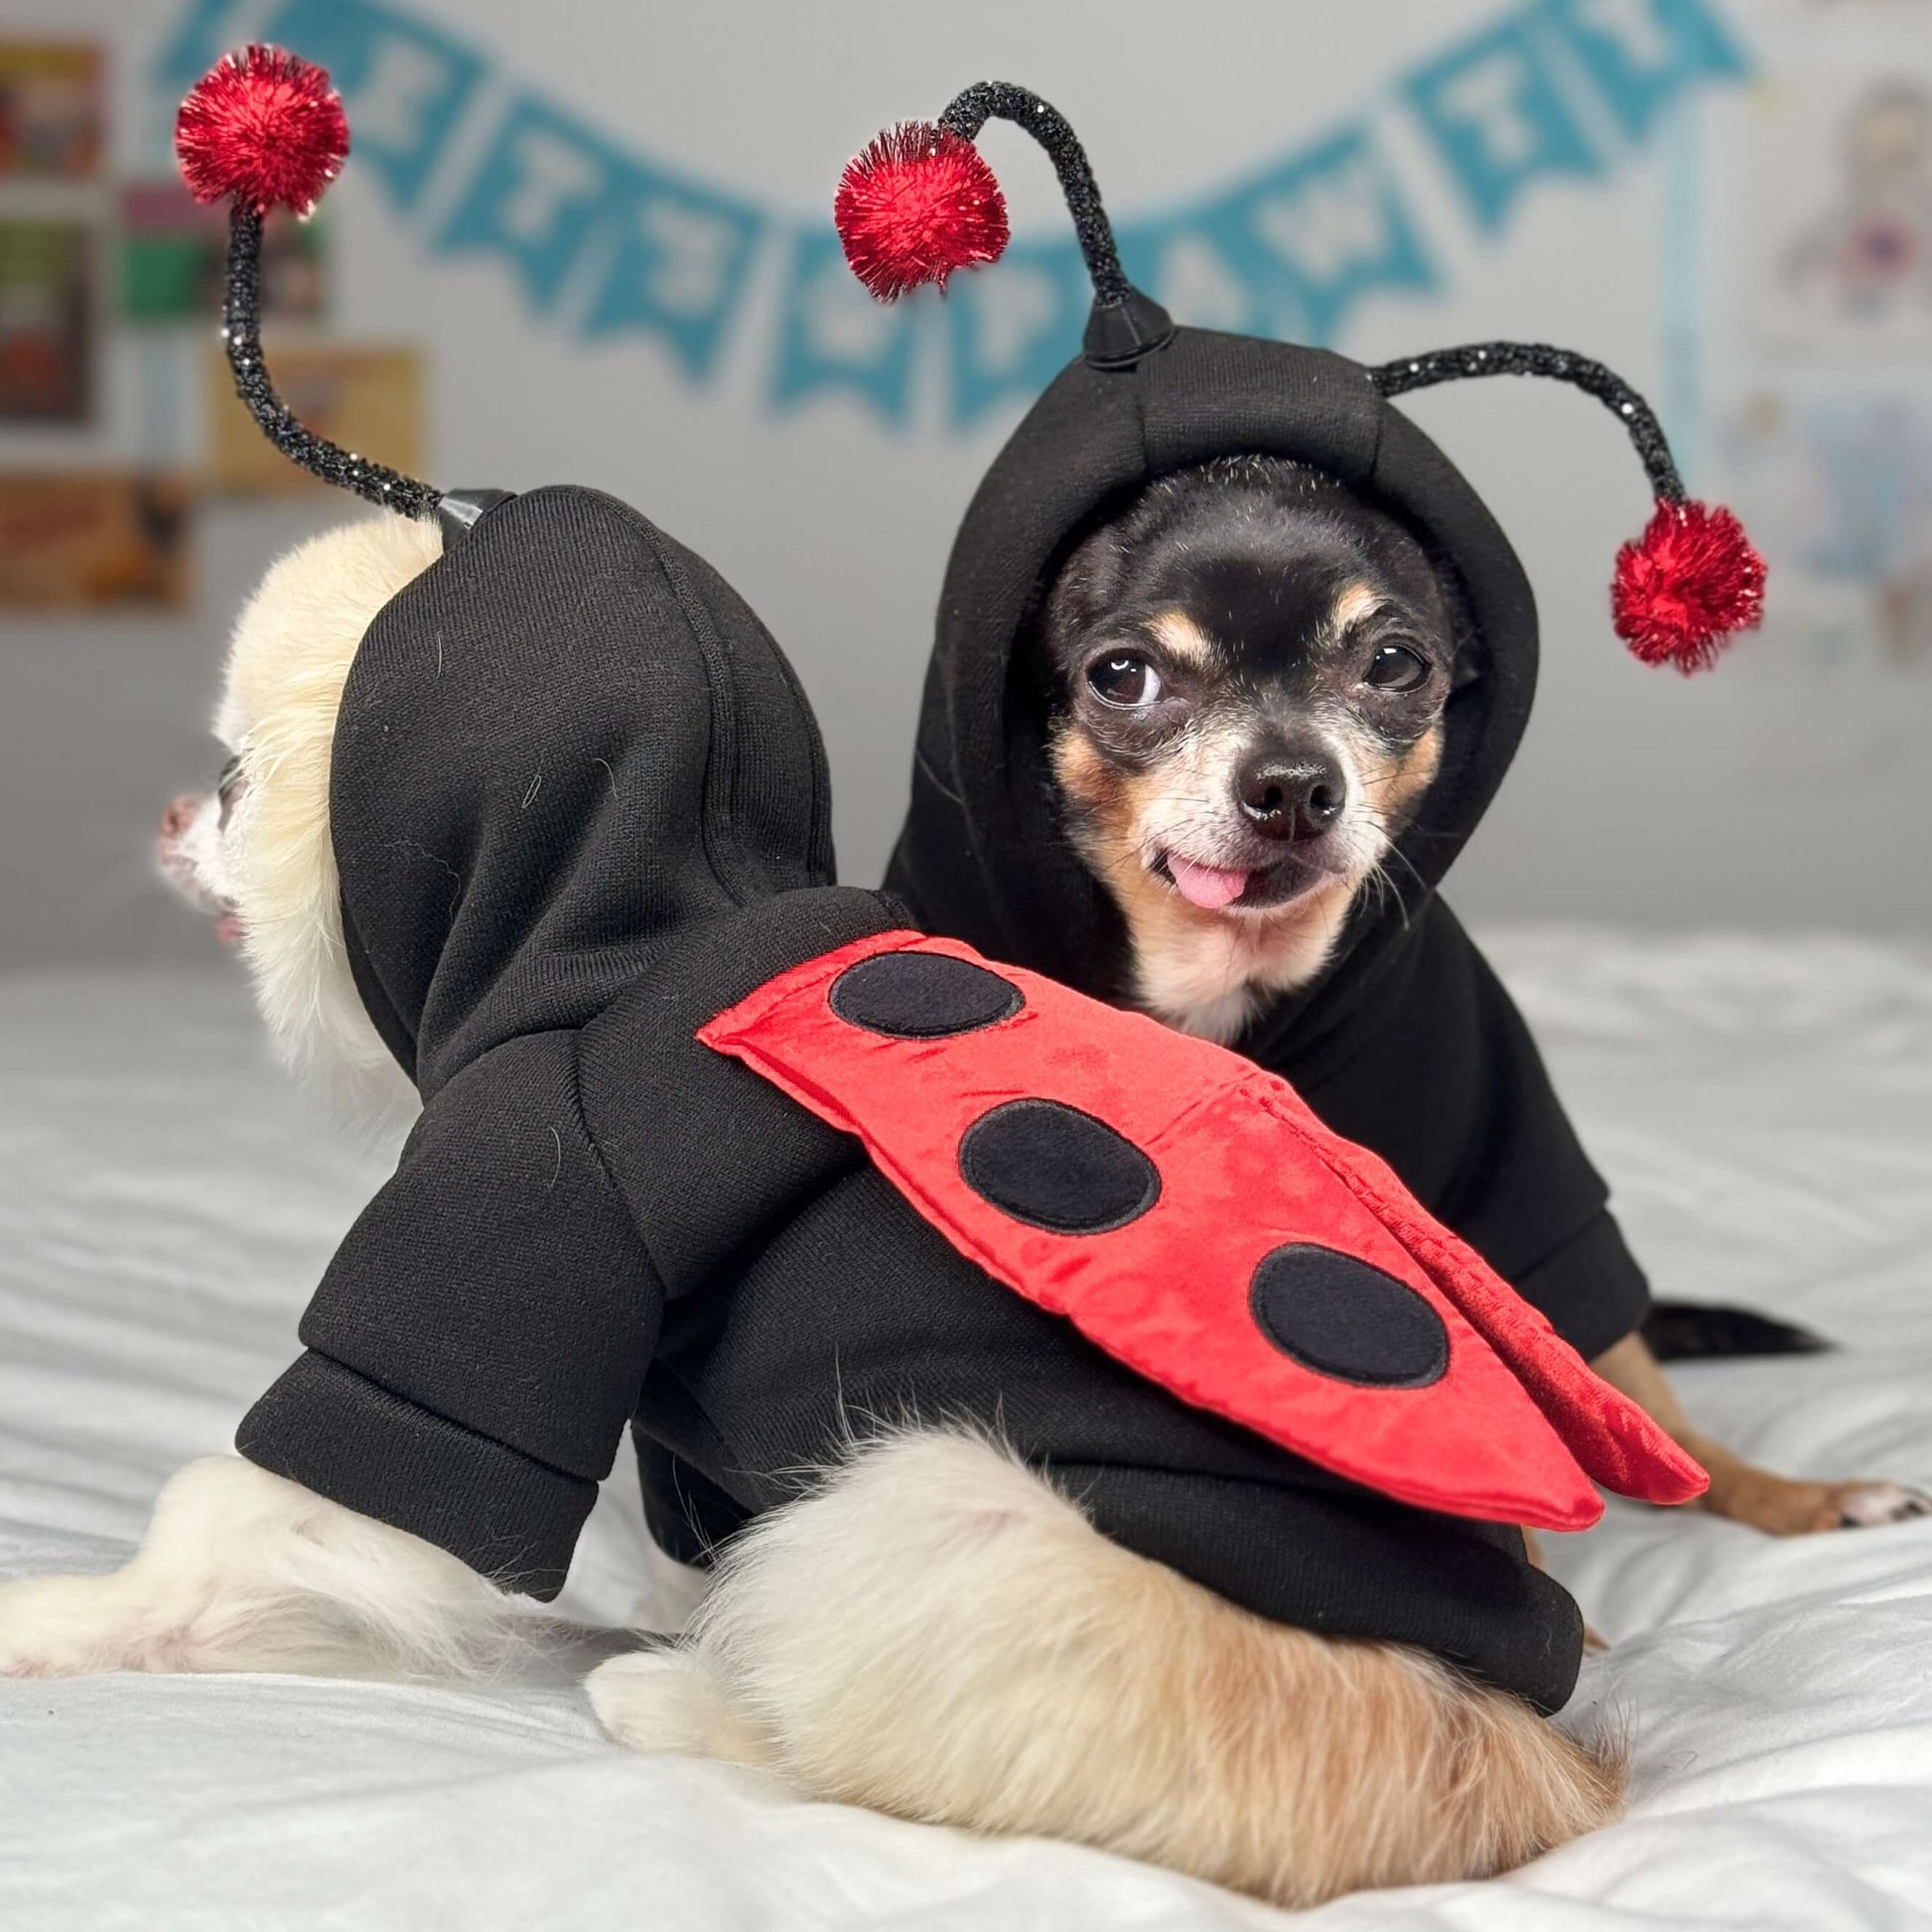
[2,931,1930,1930]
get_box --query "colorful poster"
[206,341,423,495]
[120,184,328,325]
[1749,69,1932,351]
[0,220,92,422]
[0,42,102,178]
[1724,389,1932,777]
[0,474,193,609]
[1729,389,1932,658]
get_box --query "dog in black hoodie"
[838,82,1932,1545]
[0,48,1719,1912]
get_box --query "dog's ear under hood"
[179,50,834,1098]
[835,85,1766,1004]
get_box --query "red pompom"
[834,122,1009,300]
[176,45,348,216]
[1611,498,1766,673]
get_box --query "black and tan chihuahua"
[1038,455,1927,1538]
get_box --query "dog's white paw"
[587,1648,720,1752]
[1829,1481,1932,1529]
[0,1571,157,1679]
[587,1647,775,1768]
[2,1457,530,1683]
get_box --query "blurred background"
[1,0,1928,974]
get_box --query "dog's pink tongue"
[1168,856,1250,910]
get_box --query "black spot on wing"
[831,952,1024,1038]
[1249,1244,1449,1388]
[959,1098,1160,1234]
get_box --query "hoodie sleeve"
[236,1030,660,1599]
[1438,925,1652,1363]
[1501,1203,1651,1363]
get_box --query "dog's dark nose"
[1235,754,1346,841]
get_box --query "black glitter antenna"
[835,81,1174,367]
[1372,342,1684,503]
[219,204,440,518]
[1371,341,1765,671]
[177,45,443,521]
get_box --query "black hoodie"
[887,328,1650,1362]
[234,483,1591,1713]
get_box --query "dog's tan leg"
[1589,1333,1931,1535]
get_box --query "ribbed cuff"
[1512,1209,1652,1363]
[236,1350,595,1600]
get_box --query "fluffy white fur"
[1123,877,1356,1044]
[0,1456,521,1681]
[590,1431,1623,1908]
[0,508,1635,1911]
[220,512,440,1119]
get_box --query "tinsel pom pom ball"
[176,45,349,216]
[835,122,1010,300]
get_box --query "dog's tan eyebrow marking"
[1149,611,1217,669]
[1331,582,1386,632]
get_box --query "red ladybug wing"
[1264,1110,1707,1504]
[702,932,1699,1529]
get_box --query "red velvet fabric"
[700,931,1707,1531]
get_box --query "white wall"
[2,0,1927,972]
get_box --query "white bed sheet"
[2,931,1930,1931]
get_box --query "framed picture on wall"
[0,473,193,608]
[1748,68,1932,353]
[0,219,92,422]
[0,42,102,180]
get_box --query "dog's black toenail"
[1249,1244,1449,1387]
[958,1098,1160,1233]
[831,952,1024,1038]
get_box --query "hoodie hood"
[887,326,1537,1058]
[332,484,835,1098]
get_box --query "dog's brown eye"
[1364,644,1429,693]
[1087,652,1164,707]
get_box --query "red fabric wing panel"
[700,932,1706,1530]
[1263,1110,1706,1504]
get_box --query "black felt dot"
[831,952,1024,1038]
[1249,1244,1449,1388]
[958,1098,1160,1234]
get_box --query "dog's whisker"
[1381,844,1431,902]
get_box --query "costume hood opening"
[887,327,1538,1036]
